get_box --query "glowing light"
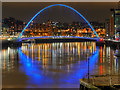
[100,65,103,75]
[100,38,103,42]
[38,45,41,61]
[71,29,72,33]
[18,4,99,39]
[116,38,119,41]
[100,46,103,63]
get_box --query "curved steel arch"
[18,4,99,39]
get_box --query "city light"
[2,2,120,89]
[18,4,99,39]
[100,38,103,42]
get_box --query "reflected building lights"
[2,41,120,88]
[67,43,69,55]
[100,46,103,64]
[114,58,117,73]
[38,45,41,61]
[12,48,14,65]
[67,64,70,72]
[45,44,47,64]
[32,45,34,61]
[100,46,103,75]
[4,49,6,70]
[103,45,105,63]
[77,42,80,56]
[18,42,119,77]
[35,45,37,59]
[0,51,1,69]
[100,65,103,75]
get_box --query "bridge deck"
[19,36,98,41]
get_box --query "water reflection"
[97,45,120,75]
[1,47,19,73]
[21,42,97,66]
[1,42,120,88]
[18,42,98,87]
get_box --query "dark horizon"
[2,2,119,23]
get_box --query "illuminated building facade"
[2,17,105,38]
[105,19,110,38]
[114,9,120,39]
[110,2,120,39]
[2,17,24,36]
[24,20,105,38]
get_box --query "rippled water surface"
[1,42,120,88]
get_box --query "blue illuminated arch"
[18,4,99,39]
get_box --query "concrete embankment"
[104,40,120,49]
[96,39,120,49]
[1,40,22,48]
[80,74,120,90]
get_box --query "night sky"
[2,2,118,23]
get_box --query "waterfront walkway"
[80,74,120,89]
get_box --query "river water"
[1,42,120,88]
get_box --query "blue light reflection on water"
[19,48,54,86]
[58,47,99,84]
[18,46,99,88]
